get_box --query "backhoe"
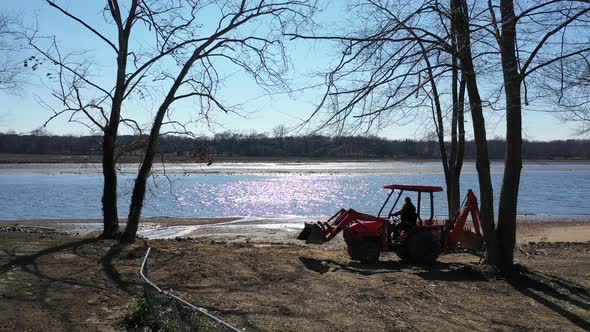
[297,184,484,264]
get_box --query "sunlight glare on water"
[1,163,590,219]
[157,175,358,217]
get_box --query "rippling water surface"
[1,162,589,219]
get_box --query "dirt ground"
[0,224,589,331]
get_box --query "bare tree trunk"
[119,1,316,242]
[101,129,119,237]
[102,0,138,238]
[99,1,135,238]
[497,0,522,271]
[449,77,466,216]
[121,99,175,243]
[121,111,165,242]
[447,46,466,217]
[447,59,462,219]
[452,0,500,265]
[101,97,125,238]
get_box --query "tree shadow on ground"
[100,242,145,294]
[298,256,487,281]
[299,256,590,330]
[0,236,145,305]
[509,264,590,330]
[0,237,136,330]
[0,237,99,274]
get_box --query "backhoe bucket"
[460,229,484,250]
[297,222,326,244]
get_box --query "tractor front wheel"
[407,231,440,264]
[347,237,381,264]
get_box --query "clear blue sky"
[0,0,582,141]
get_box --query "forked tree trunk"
[497,0,522,272]
[121,6,275,242]
[121,117,163,243]
[122,47,203,243]
[121,101,170,243]
[451,0,500,265]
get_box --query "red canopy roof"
[383,184,444,192]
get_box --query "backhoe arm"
[446,189,484,250]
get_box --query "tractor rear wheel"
[407,231,440,264]
[347,238,381,264]
[395,246,410,261]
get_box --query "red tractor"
[297,184,485,264]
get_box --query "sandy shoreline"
[1,216,588,244]
[1,231,588,331]
[1,217,588,331]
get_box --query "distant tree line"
[1,132,589,160]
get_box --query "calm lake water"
[1,162,589,220]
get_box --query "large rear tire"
[407,231,440,264]
[395,246,410,261]
[347,238,381,264]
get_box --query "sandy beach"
[1,216,589,244]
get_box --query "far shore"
[1,157,590,175]
[1,153,590,165]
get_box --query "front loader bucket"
[297,222,326,244]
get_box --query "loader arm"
[297,209,387,244]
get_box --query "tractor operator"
[392,197,418,235]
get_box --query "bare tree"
[0,12,25,93]
[29,0,148,238]
[294,0,590,270]
[273,124,288,138]
[451,0,501,265]
[30,0,258,238]
[291,0,503,264]
[290,0,485,242]
[554,65,590,134]
[409,10,467,218]
[121,0,318,242]
[533,9,590,135]
[486,0,590,270]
